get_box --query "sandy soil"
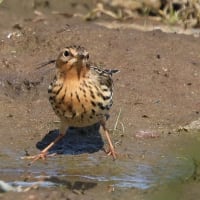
[1,1,200,200]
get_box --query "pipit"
[26,45,119,164]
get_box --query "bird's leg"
[22,123,67,165]
[100,121,117,160]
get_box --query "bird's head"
[56,45,90,78]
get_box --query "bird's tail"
[105,69,120,75]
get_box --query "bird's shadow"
[36,123,104,155]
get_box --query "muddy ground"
[1,1,200,200]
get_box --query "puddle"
[0,132,199,198]
[81,156,194,190]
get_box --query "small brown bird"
[28,45,119,163]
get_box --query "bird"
[26,45,119,164]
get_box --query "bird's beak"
[76,53,85,61]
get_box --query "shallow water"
[0,132,199,198]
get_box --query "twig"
[36,59,56,70]
[113,108,122,131]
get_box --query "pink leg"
[22,123,67,165]
[101,121,117,160]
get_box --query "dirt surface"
[1,1,200,200]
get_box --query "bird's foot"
[21,152,56,165]
[104,147,117,160]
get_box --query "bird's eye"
[63,50,69,57]
[86,54,89,59]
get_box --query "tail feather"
[103,69,120,76]
[91,65,120,76]
[107,69,120,75]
